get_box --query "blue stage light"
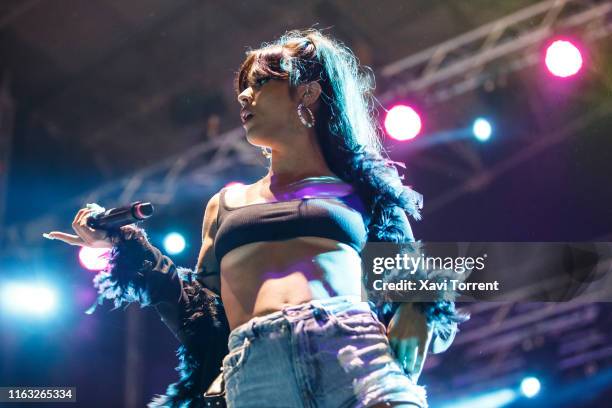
[438,389,517,408]
[520,376,541,398]
[473,118,492,141]
[1,282,58,317]
[163,232,186,255]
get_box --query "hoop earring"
[297,103,315,128]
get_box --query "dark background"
[1,1,611,407]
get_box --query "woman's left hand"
[386,302,434,383]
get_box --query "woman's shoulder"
[217,180,261,208]
[203,183,252,225]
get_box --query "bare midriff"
[220,236,363,331]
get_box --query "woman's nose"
[237,89,253,108]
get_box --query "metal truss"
[427,300,612,397]
[379,0,612,105]
[379,0,612,216]
[79,127,260,206]
[0,126,264,253]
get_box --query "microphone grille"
[134,202,154,219]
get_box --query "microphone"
[86,202,154,230]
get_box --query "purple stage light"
[78,247,111,271]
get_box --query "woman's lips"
[240,110,254,124]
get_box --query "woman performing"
[45,29,465,408]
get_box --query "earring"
[297,103,315,128]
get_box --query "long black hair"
[236,28,465,338]
[236,29,421,242]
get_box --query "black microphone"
[86,202,154,230]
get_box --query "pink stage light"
[384,105,422,141]
[545,40,583,78]
[79,247,111,271]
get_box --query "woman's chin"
[244,131,272,148]
[245,139,270,152]
[244,131,259,144]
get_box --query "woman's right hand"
[43,204,113,249]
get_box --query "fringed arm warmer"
[85,226,230,407]
[368,206,469,354]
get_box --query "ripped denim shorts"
[222,295,427,408]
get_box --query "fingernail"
[42,233,55,240]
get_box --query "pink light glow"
[545,40,583,78]
[384,105,422,141]
[224,181,244,188]
[78,247,111,271]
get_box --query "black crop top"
[213,186,370,262]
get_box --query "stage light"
[520,376,541,398]
[545,40,583,78]
[78,247,111,271]
[384,105,422,141]
[438,388,517,408]
[1,282,58,316]
[472,118,492,141]
[164,232,186,255]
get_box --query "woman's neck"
[265,137,336,188]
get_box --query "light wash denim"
[222,296,427,408]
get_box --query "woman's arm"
[85,193,224,342]
[386,302,433,382]
[379,208,468,381]
[89,194,229,405]
[193,192,222,289]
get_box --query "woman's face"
[237,70,305,149]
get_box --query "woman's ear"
[299,81,322,107]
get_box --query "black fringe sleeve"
[85,227,230,407]
[148,274,229,408]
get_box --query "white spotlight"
[520,376,541,398]
[1,283,58,316]
[473,118,492,141]
[163,232,186,255]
